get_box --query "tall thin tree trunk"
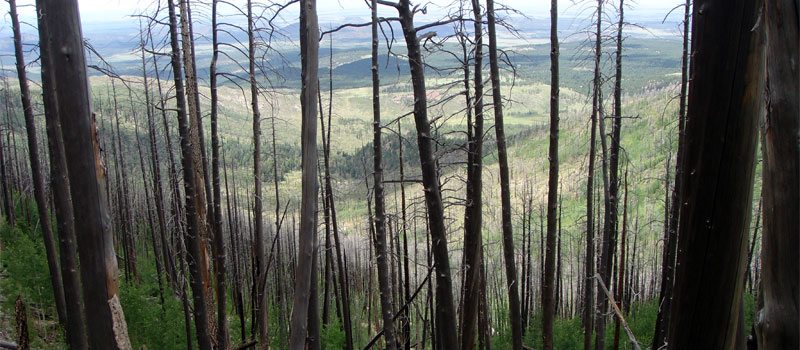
[398,121,411,350]
[111,81,140,283]
[593,0,620,346]
[391,1,459,346]
[9,0,68,330]
[210,1,230,347]
[372,0,398,349]
[461,1,485,348]
[130,82,165,305]
[307,235,321,350]
[246,0,269,347]
[147,23,182,288]
[652,1,690,346]
[541,0,560,344]
[177,1,217,341]
[181,0,215,230]
[583,2,603,349]
[289,1,320,348]
[613,166,629,350]
[486,0,523,348]
[0,99,13,226]
[167,0,213,348]
[141,17,173,298]
[0,149,10,227]
[318,58,355,350]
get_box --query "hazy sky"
[68,0,682,23]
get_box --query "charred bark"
[486,0,523,348]
[756,0,799,348]
[36,0,132,347]
[667,0,765,346]
[289,0,320,348]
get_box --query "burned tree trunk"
[384,1,459,346]
[166,0,213,348]
[210,0,230,347]
[584,1,602,348]
[652,1,691,347]
[597,1,625,347]
[541,0,560,344]
[667,0,765,347]
[176,2,217,341]
[15,296,28,350]
[0,130,12,227]
[140,18,172,303]
[613,167,629,350]
[319,87,354,350]
[111,81,140,283]
[246,0,270,347]
[486,0,523,348]
[147,24,181,288]
[371,0,398,349]
[35,2,88,347]
[8,0,68,330]
[36,0,132,347]
[756,0,799,348]
[289,0,320,348]
[461,0,486,348]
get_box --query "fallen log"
[0,340,18,349]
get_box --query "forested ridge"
[0,0,796,349]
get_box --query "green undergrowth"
[0,195,65,348]
[0,194,756,349]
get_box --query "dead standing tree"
[460,1,486,348]
[371,0,399,349]
[245,0,271,346]
[36,1,88,347]
[209,0,230,346]
[486,0,524,348]
[8,0,68,333]
[652,0,690,347]
[289,0,320,348]
[756,0,799,348]
[541,0,560,344]
[596,0,626,347]
[376,1,460,346]
[583,1,603,348]
[177,1,218,341]
[36,0,132,348]
[166,0,213,348]
[666,0,765,347]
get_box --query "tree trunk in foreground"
[36,0,132,348]
[667,0,765,347]
[289,0,320,348]
[10,0,68,332]
[756,0,799,348]
[33,1,89,347]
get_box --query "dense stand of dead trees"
[0,0,796,349]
